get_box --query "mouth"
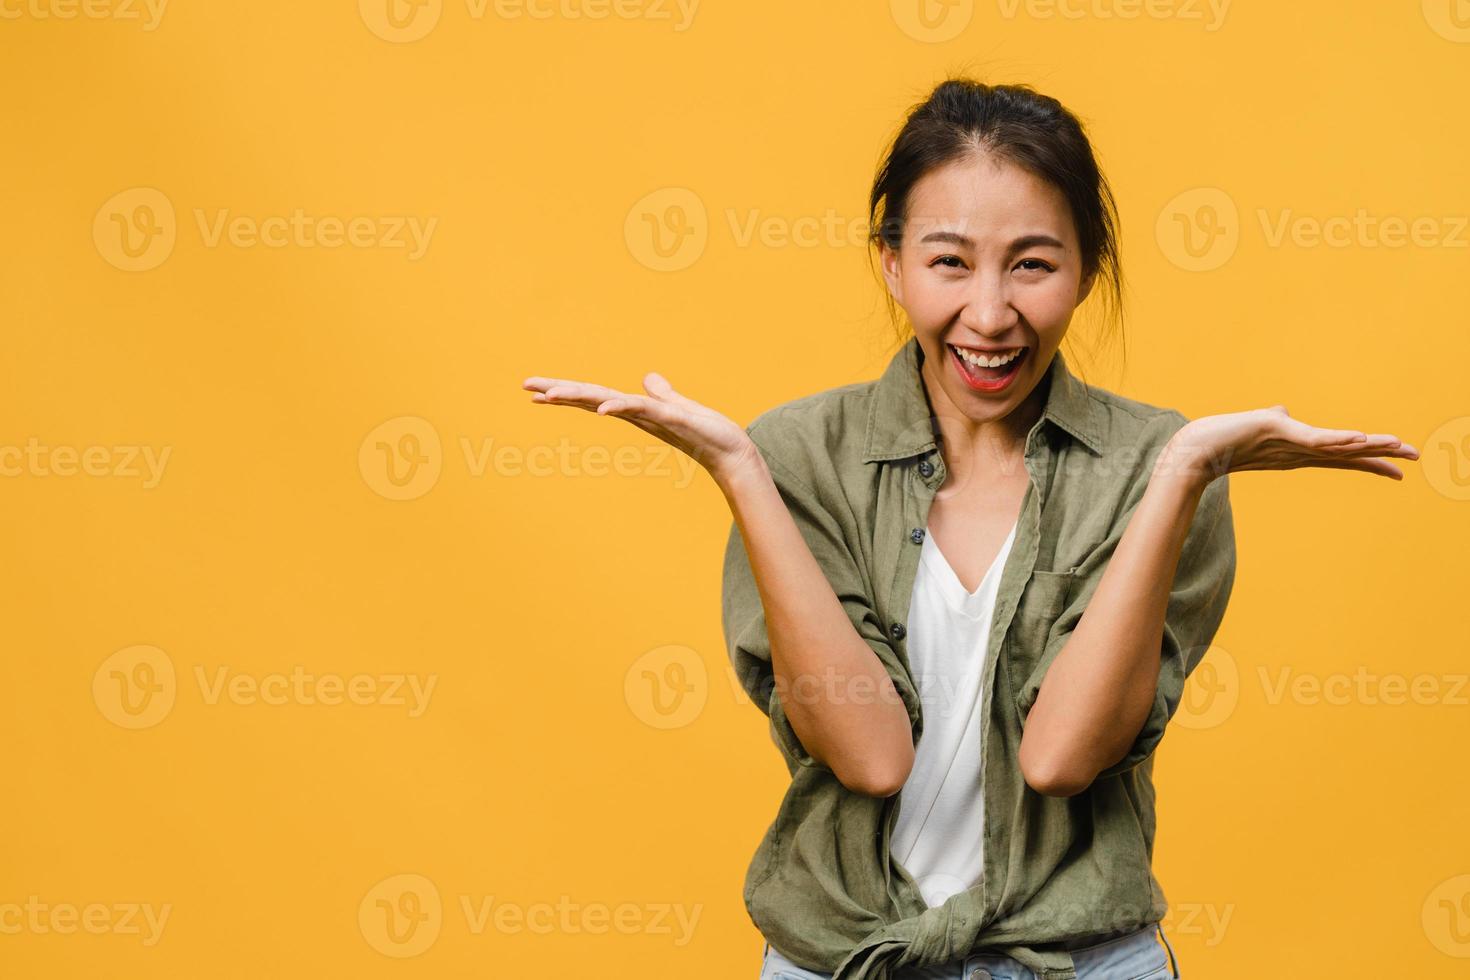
[947,343,1028,392]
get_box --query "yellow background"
[3,1,1469,977]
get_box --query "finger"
[530,394,611,414]
[524,377,623,401]
[607,412,663,439]
[1315,438,1396,454]
[1301,457,1405,480]
[523,376,586,392]
[1321,438,1418,460]
[597,394,678,426]
[1274,414,1371,448]
[1314,429,1369,445]
[543,381,632,410]
[1288,428,1401,453]
[644,371,699,408]
[596,397,694,446]
[1359,433,1421,458]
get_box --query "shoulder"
[742,379,875,493]
[1073,379,1232,505]
[1084,384,1193,450]
[1079,383,1233,523]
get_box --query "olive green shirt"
[720,336,1236,980]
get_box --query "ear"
[879,243,904,306]
[1075,268,1097,307]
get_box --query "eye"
[930,255,967,269]
[1016,258,1056,273]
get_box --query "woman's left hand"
[1155,404,1421,487]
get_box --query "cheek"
[906,291,950,323]
[1015,278,1082,326]
[898,271,960,320]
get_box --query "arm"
[720,437,915,798]
[1017,454,1218,797]
[1016,401,1418,797]
[521,368,917,797]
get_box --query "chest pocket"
[1002,568,1077,682]
[1014,569,1076,626]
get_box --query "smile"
[947,343,1028,392]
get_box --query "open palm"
[1164,405,1420,483]
[521,371,759,484]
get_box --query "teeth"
[952,345,1022,368]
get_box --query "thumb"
[645,371,684,401]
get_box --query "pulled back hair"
[867,78,1125,365]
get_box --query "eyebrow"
[917,231,1066,251]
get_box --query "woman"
[522,79,1418,979]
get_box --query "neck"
[919,347,1049,480]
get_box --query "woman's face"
[879,150,1094,435]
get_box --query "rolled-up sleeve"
[1015,455,1238,780]
[720,416,919,773]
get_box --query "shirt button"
[890,622,906,641]
[909,527,924,544]
[918,459,934,478]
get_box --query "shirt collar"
[862,334,1105,463]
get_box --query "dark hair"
[867,78,1125,366]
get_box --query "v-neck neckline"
[919,521,1018,617]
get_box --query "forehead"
[903,150,1075,243]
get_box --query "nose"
[958,270,1020,336]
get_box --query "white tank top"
[891,519,1018,909]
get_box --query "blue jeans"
[759,921,1181,980]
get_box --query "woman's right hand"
[521,371,764,488]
